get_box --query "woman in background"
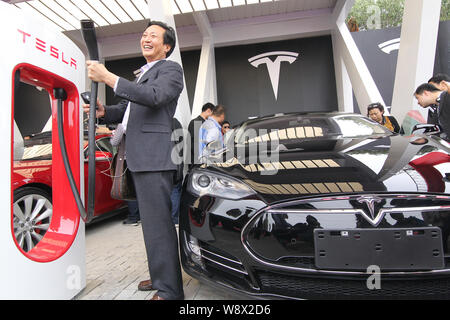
[367,102,402,133]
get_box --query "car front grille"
[243,194,450,266]
[198,241,259,290]
[199,241,248,277]
[256,270,450,299]
[277,256,315,269]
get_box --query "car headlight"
[188,170,256,200]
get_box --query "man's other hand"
[83,98,105,118]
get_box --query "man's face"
[141,25,170,62]
[414,92,434,108]
[368,107,383,123]
[214,113,225,124]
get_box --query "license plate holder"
[314,227,444,271]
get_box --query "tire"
[13,187,53,252]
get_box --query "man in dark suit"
[85,20,184,300]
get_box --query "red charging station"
[1,2,86,299]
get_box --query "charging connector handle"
[81,19,100,223]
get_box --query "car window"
[84,136,115,159]
[333,115,390,137]
[14,80,52,161]
[233,114,391,146]
[16,131,52,161]
[95,137,114,154]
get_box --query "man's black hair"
[146,20,176,58]
[415,83,441,95]
[201,102,215,112]
[428,73,450,84]
[367,102,384,116]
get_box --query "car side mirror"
[412,124,441,135]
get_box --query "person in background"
[221,120,231,135]
[444,81,450,94]
[428,73,450,91]
[367,102,402,133]
[199,105,226,159]
[414,83,450,141]
[187,102,214,168]
[427,74,450,125]
[123,200,140,226]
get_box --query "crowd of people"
[366,73,450,141]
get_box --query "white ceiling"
[4,0,339,58]
[6,0,337,34]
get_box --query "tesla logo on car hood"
[248,51,299,100]
[357,195,383,225]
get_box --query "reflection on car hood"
[200,135,450,204]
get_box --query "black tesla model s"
[179,112,450,299]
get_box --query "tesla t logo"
[378,38,400,54]
[357,195,383,225]
[17,29,77,70]
[248,51,299,100]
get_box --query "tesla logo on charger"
[249,51,299,100]
[378,38,400,54]
[17,29,77,70]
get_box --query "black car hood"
[199,135,450,204]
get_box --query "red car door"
[84,135,124,216]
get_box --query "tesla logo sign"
[357,195,383,226]
[378,38,400,54]
[17,29,77,70]
[249,51,299,100]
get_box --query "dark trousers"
[126,200,140,222]
[170,181,182,225]
[131,170,184,300]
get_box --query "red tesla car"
[12,131,125,252]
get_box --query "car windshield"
[18,131,52,161]
[233,113,391,146]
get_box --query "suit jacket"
[102,60,184,172]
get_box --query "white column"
[332,32,353,112]
[332,0,385,114]
[147,0,191,129]
[191,12,217,119]
[390,0,442,124]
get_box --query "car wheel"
[13,187,52,252]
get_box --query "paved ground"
[76,212,243,300]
